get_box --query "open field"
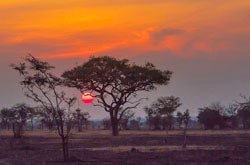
[0,130,250,164]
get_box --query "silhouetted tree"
[222,104,238,129]
[26,106,39,130]
[102,117,111,130]
[208,102,229,129]
[11,55,76,161]
[62,56,172,136]
[236,96,250,129]
[72,108,90,131]
[144,106,155,129]
[37,106,55,130]
[119,110,134,130]
[152,96,181,130]
[0,108,12,130]
[176,111,183,129]
[10,103,32,138]
[197,107,222,129]
[144,106,162,130]
[129,118,141,130]
[182,109,190,148]
[238,107,250,129]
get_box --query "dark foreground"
[0,130,250,164]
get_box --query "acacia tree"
[197,107,222,129]
[152,96,182,130]
[0,108,12,130]
[11,55,76,161]
[10,103,32,138]
[72,108,90,131]
[63,56,172,136]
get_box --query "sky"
[1,0,250,119]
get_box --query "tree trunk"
[62,136,69,161]
[110,113,119,136]
[182,125,188,149]
[13,122,22,138]
[78,120,82,132]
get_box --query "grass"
[0,129,249,164]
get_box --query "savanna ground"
[0,129,250,164]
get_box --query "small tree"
[102,117,111,130]
[0,108,12,130]
[10,103,32,138]
[129,117,142,130]
[11,55,76,161]
[152,96,182,130]
[72,108,90,131]
[238,107,250,129]
[63,56,172,136]
[144,106,155,130]
[236,96,250,129]
[176,111,183,129]
[182,109,190,148]
[119,110,134,130]
[37,106,55,130]
[197,107,222,129]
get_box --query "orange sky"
[1,0,250,59]
[1,0,250,118]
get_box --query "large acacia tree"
[62,56,172,136]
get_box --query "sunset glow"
[1,0,249,59]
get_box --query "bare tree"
[11,55,76,161]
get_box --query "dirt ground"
[0,130,250,164]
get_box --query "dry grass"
[85,145,233,152]
[1,129,248,137]
[0,129,249,164]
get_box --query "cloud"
[150,28,185,45]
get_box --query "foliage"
[197,107,222,129]
[0,108,12,130]
[119,110,134,130]
[72,108,90,131]
[0,104,33,138]
[62,56,172,136]
[145,96,181,130]
[236,96,250,129]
